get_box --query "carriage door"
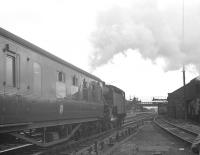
[56,71,66,116]
[0,44,5,124]
[2,44,20,123]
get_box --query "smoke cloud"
[90,0,200,71]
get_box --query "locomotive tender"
[0,28,126,146]
[103,85,126,122]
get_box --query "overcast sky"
[1,0,199,100]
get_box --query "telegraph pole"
[183,65,187,120]
[182,0,187,120]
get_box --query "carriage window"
[72,75,78,86]
[6,55,16,87]
[57,71,65,82]
[33,62,41,95]
[83,78,87,88]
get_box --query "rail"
[154,117,197,144]
[153,117,200,154]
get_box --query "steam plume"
[90,0,200,71]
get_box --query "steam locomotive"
[0,28,126,147]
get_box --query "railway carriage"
[0,28,104,124]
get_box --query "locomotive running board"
[10,123,82,147]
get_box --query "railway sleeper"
[69,116,156,155]
[74,125,139,155]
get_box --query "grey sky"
[0,0,199,100]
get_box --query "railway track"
[0,112,155,155]
[124,112,155,125]
[154,117,198,144]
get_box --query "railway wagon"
[167,76,200,121]
[0,28,111,146]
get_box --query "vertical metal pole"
[182,0,187,121]
[183,66,186,88]
[183,66,187,120]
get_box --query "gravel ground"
[112,121,196,155]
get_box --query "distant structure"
[132,97,141,104]
[128,96,168,114]
[152,97,167,102]
[134,97,167,107]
